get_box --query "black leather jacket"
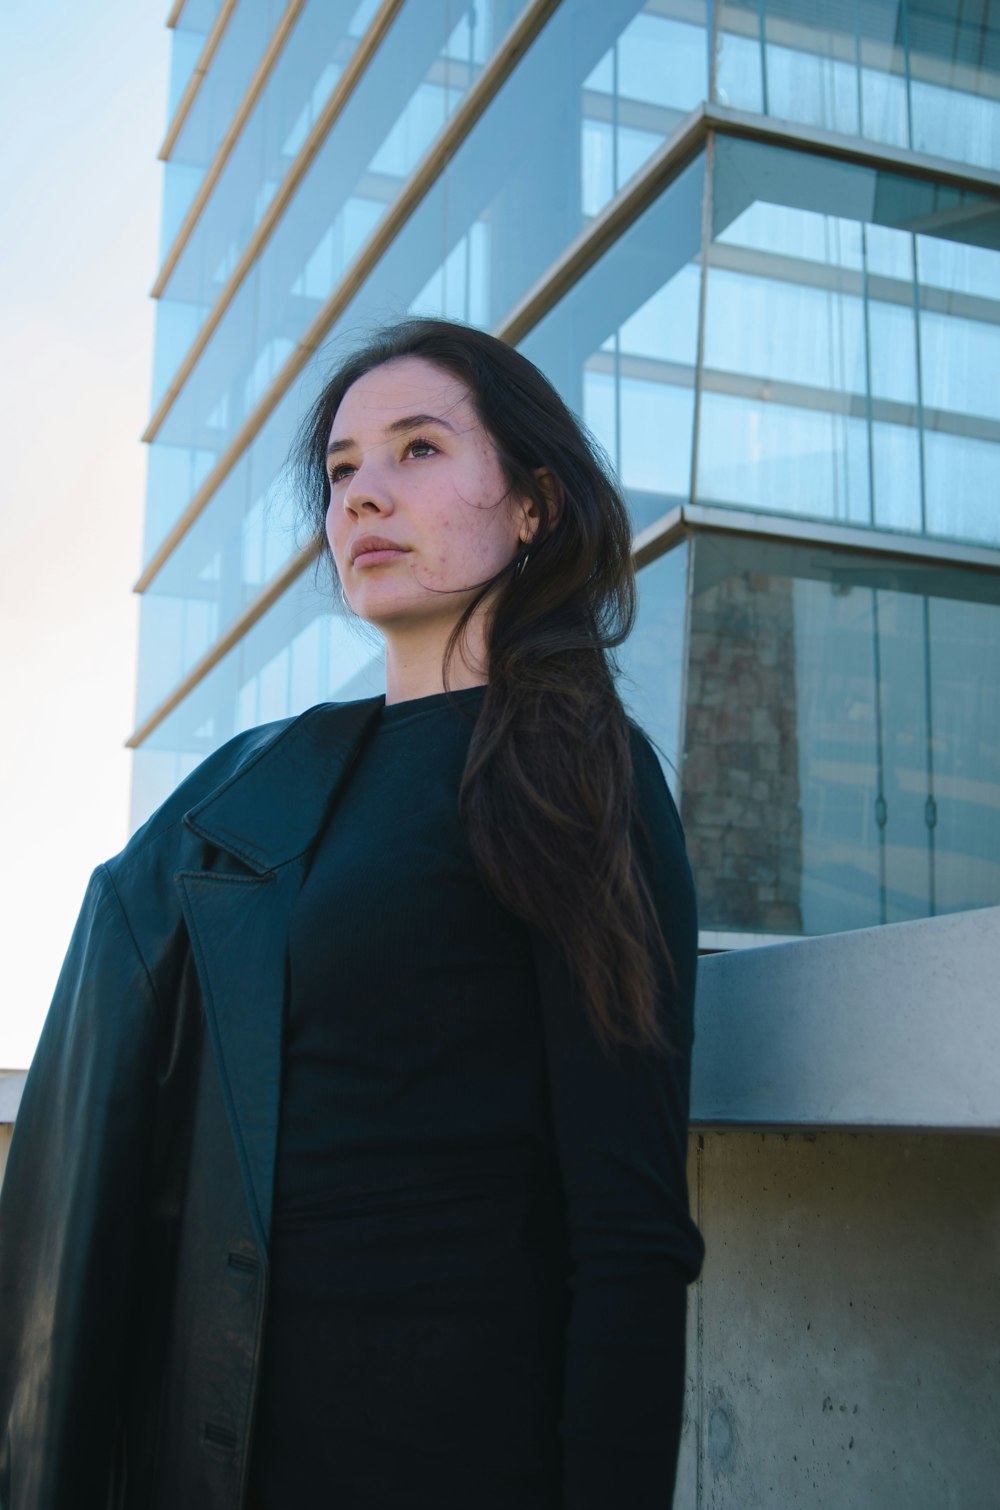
[0,697,389,1508]
[0,693,701,1509]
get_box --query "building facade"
[136,0,998,957]
[0,5,986,1502]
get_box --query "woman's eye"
[328,463,355,485]
[407,437,437,459]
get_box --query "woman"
[0,317,704,1509]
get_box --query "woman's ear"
[526,466,563,540]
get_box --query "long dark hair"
[292,317,678,1060]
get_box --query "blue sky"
[0,1,169,1065]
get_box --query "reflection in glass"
[138,0,709,727]
[160,0,287,261]
[714,0,1000,171]
[136,382,306,724]
[403,0,707,330]
[146,0,523,564]
[153,0,380,408]
[519,152,705,536]
[616,542,689,798]
[681,532,1000,937]
[699,136,1000,548]
[166,0,226,121]
[145,0,708,567]
[130,568,384,832]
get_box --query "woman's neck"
[381,619,490,707]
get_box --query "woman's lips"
[353,548,409,567]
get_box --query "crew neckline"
[376,682,488,730]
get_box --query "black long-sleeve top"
[249,683,704,1509]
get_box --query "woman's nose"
[343,457,391,516]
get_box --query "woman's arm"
[530,725,704,1509]
[0,863,159,1510]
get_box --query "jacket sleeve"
[0,863,159,1510]
[530,726,704,1509]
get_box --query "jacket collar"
[181,695,386,874]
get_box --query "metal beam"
[159,0,239,163]
[635,502,1000,577]
[154,0,308,281]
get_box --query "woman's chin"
[348,594,449,634]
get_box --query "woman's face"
[324,356,528,634]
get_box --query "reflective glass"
[130,569,385,831]
[138,0,708,722]
[698,135,1000,547]
[136,380,305,722]
[167,0,227,121]
[394,0,707,328]
[138,136,702,719]
[616,542,689,798]
[144,0,708,567]
[714,0,1000,171]
[146,0,525,562]
[153,0,380,408]
[682,532,1000,936]
[160,0,288,260]
[519,152,704,536]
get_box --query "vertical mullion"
[689,132,714,513]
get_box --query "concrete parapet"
[677,1127,1000,1508]
[691,906,1000,1131]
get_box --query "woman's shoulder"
[109,698,381,876]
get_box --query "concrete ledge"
[691,905,1000,1131]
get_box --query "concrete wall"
[676,1129,1000,1509]
[671,908,1000,1503]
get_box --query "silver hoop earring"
[514,547,531,579]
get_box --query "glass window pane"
[714,0,1000,171]
[130,570,384,831]
[681,531,1000,937]
[519,151,705,534]
[160,0,287,258]
[136,380,307,723]
[146,0,526,562]
[403,0,708,329]
[166,0,226,121]
[138,0,710,721]
[153,0,384,409]
[145,0,708,566]
[616,542,689,799]
[698,135,1000,548]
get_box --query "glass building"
[134,0,1000,946]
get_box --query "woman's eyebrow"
[326,413,457,458]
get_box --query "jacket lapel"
[175,696,385,1254]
